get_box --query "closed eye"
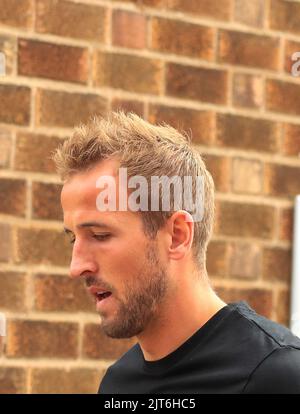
[67,233,111,245]
[93,234,111,241]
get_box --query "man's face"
[61,159,172,339]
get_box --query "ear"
[167,210,194,261]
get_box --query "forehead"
[61,158,139,228]
[61,158,119,211]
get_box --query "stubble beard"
[100,244,169,339]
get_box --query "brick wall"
[0,0,299,393]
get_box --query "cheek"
[114,251,143,276]
[96,234,150,278]
[105,247,147,288]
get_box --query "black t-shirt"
[98,301,300,394]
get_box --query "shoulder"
[232,302,300,349]
[223,302,300,393]
[243,346,300,394]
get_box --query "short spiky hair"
[53,111,215,268]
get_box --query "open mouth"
[87,286,113,307]
[96,291,112,301]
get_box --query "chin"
[101,320,144,339]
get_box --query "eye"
[93,234,111,241]
[69,236,75,245]
[64,232,75,245]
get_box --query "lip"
[87,285,113,310]
[88,285,111,298]
[96,293,113,312]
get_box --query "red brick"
[284,39,300,75]
[216,287,273,318]
[228,242,261,280]
[0,367,26,394]
[32,182,63,221]
[151,17,214,60]
[36,89,107,128]
[0,178,26,217]
[169,0,231,21]
[142,0,164,5]
[203,154,231,192]
[218,30,279,71]
[149,105,215,145]
[0,129,12,169]
[232,73,263,109]
[31,368,103,394]
[113,10,147,49]
[94,52,163,95]
[269,0,300,35]
[215,201,276,239]
[281,123,300,157]
[0,84,30,126]
[36,0,107,42]
[0,223,12,262]
[232,158,263,194]
[15,132,63,174]
[266,79,300,116]
[166,63,227,104]
[264,163,300,198]
[0,0,33,29]
[112,0,231,19]
[111,98,144,118]
[262,247,291,283]
[276,289,290,326]
[0,337,3,357]
[18,39,88,84]
[0,271,26,311]
[83,324,136,360]
[111,0,163,5]
[6,320,79,358]
[34,274,94,313]
[234,0,264,27]
[216,114,279,153]
[206,240,229,277]
[279,208,293,242]
[15,227,72,267]
[0,35,16,76]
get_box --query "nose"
[69,239,98,279]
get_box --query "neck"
[136,274,227,362]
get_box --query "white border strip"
[290,195,300,337]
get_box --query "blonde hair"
[53,111,215,268]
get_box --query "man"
[54,111,300,394]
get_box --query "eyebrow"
[63,221,113,234]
